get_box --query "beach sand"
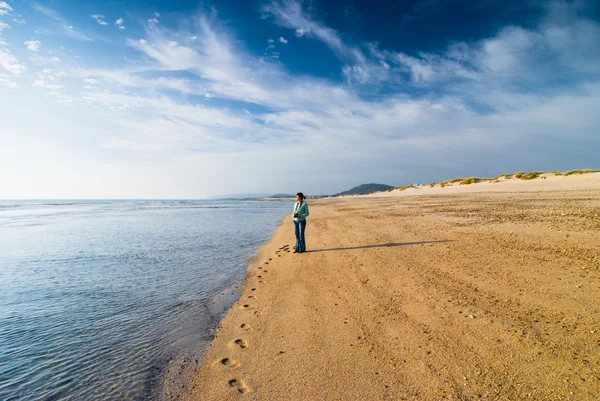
[179,174,600,400]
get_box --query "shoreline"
[158,215,290,401]
[156,275,244,401]
[182,176,600,400]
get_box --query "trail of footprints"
[219,244,290,395]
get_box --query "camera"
[294,213,299,218]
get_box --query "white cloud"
[47,91,72,104]
[279,36,288,44]
[34,4,62,20]
[24,40,41,52]
[63,26,92,41]
[32,79,63,90]
[148,18,159,24]
[268,38,274,43]
[13,17,25,24]
[84,78,100,84]
[126,19,276,105]
[154,12,161,18]
[90,14,108,26]
[0,48,25,75]
[41,68,65,79]
[115,18,125,30]
[264,1,346,55]
[0,21,10,31]
[0,76,19,88]
[295,27,307,37]
[263,0,388,84]
[0,1,12,16]
[34,4,92,41]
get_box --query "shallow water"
[0,200,290,400]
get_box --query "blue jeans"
[294,219,307,252]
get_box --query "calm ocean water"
[0,200,290,400]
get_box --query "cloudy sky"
[0,0,599,198]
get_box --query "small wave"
[0,204,23,210]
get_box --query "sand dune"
[368,172,600,197]
[177,174,600,400]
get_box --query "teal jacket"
[293,201,309,221]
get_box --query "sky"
[0,0,599,198]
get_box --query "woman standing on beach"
[293,192,309,253]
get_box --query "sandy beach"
[178,174,600,400]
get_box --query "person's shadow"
[306,240,452,253]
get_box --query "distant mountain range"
[334,183,394,196]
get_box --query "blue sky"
[1,0,599,198]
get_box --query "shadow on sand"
[306,240,453,253]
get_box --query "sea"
[0,199,291,400]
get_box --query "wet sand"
[180,175,600,400]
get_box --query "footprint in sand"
[220,358,240,368]
[228,379,249,394]
[234,339,248,349]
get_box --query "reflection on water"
[0,200,289,400]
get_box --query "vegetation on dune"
[563,169,600,176]
[390,184,415,191]
[439,178,463,188]
[460,177,479,185]
[427,168,597,191]
[520,171,545,180]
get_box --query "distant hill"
[268,194,295,198]
[334,183,394,196]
